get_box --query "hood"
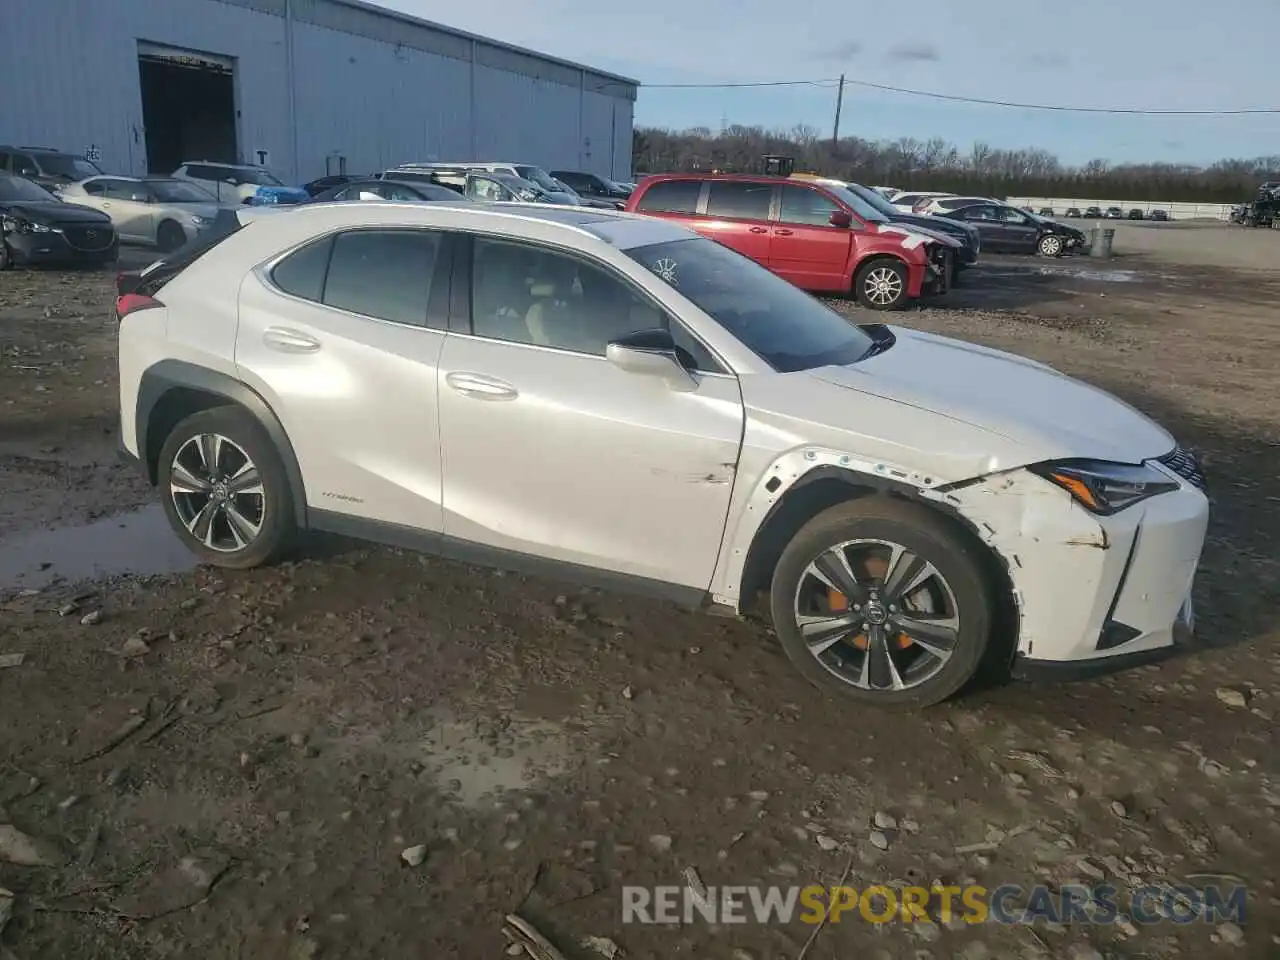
[874,222,961,249]
[806,326,1173,464]
[1,200,113,225]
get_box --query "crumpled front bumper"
[937,464,1209,681]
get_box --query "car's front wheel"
[854,259,909,310]
[157,406,297,569]
[1037,234,1065,257]
[769,498,993,708]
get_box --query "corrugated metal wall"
[0,0,636,183]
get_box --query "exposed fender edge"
[712,447,947,608]
[135,359,310,528]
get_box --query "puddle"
[420,714,572,807]
[1036,266,1139,283]
[0,505,196,590]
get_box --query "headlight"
[1029,460,1180,515]
[1,217,52,234]
[189,215,210,225]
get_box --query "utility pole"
[831,74,845,154]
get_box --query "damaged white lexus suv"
[115,202,1208,708]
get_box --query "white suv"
[114,201,1208,707]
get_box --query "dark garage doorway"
[138,43,237,175]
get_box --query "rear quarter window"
[270,236,335,302]
[635,180,702,214]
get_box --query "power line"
[639,75,1280,115]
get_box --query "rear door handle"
[262,326,321,353]
[446,371,518,401]
[749,226,768,234]
[773,228,793,236]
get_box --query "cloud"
[814,39,862,62]
[1023,51,1069,70]
[886,42,940,62]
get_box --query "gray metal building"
[0,0,638,183]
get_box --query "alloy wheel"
[169,433,266,552]
[1040,236,1063,256]
[792,539,960,692]
[863,267,903,306]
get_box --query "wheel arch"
[736,464,1019,672]
[136,360,308,527]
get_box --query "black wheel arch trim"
[135,359,309,527]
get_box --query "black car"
[550,170,631,207]
[309,178,464,203]
[843,181,982,269]
[0,175,118,270]
[0,145,104,193]
[1084,206,1103,218]
[936,202,1086,257]
[1064,207,1082,218]
[1128,208,1144,220]
[1149,209,1169,222]
[301,174,365,197]
[1038,207,1055,216]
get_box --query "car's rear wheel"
[1037,234,1064,257]
[769,498,993,708]
[157,406,297,569]
[157,220,186,253]
[854,259,908,311]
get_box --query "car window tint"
[15,154,38,175]
[104,180,144,200]
[383,184,421,201]
[270,236,334,302]
[635,180,701,214]
[321,230,439,326]
[705,182,771,220]
[471,237,721,370]
[83,180,106,196]
[779,185,840,226]
[999,207,1027,224]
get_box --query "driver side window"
[469,237,723,371]
[999,208,1028,224]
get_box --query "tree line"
[631,124,1280,203]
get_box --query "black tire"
[157,406,297,570]
[853,258,909,311]
[1037,234,1065,257]
[157,220,186,253]
[768,497,993,709]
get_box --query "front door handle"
[773,228,793,236]
[446,371,518,401]
[263,326,321,353]
[749,226,768,234]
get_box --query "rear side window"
[271,236,334,301]
[705,182,772,220]
[635,180,701,214]
[322,230,441,326]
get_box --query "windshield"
[492,174,545,200]
[514,166,564,194]
[844,182,899,218]
[625,238,874,372]
[815,182,887,223]
[223,167,284,186]
[0,175,58,202]
[38,155,102,180]
[147,180,216,203]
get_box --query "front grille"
[1158,445,1206,490]
[64,226,115,251]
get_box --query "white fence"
[1006,198,1235,222]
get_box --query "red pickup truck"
[623,173,957,310]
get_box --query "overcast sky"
[384,0,1278,166]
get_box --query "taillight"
[115,293,162,320]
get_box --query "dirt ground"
[1,234,1278,960]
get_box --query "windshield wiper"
[856,324,896,361]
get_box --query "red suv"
[623,174,956,310]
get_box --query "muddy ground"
[0,237,1278,960]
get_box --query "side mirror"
[606,328,696,392]
[829,210,852,228]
